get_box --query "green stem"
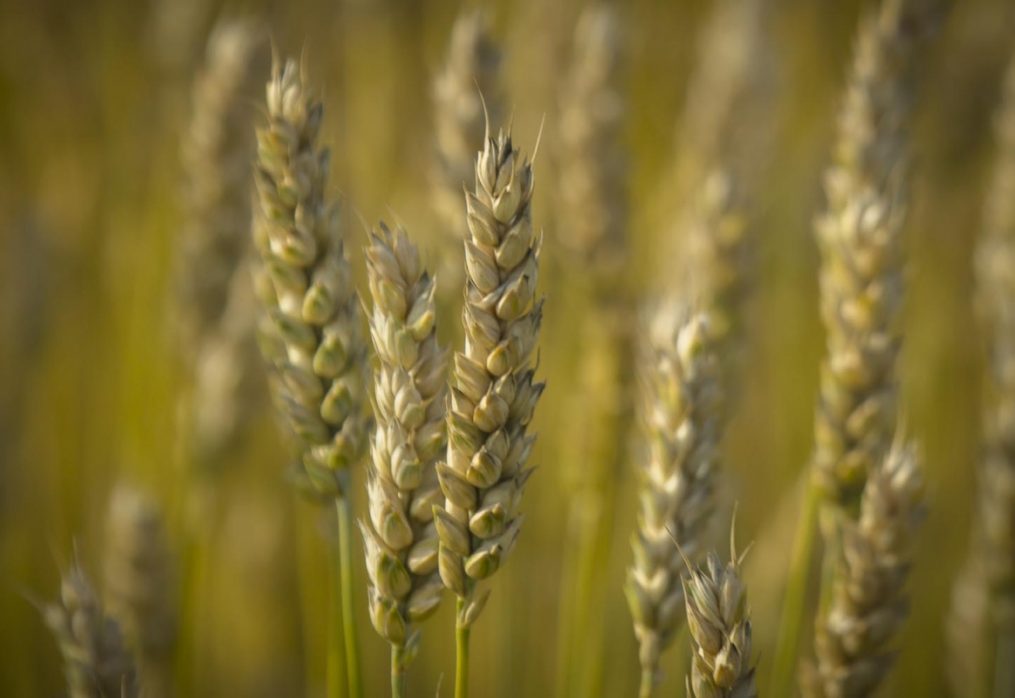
[455,598,471,698]
[768,477,821,697]
[638,668,653,698]
[994,623,1015,698]
[336,496,362,698]
[391,645,407,698]
[326,512,347,698]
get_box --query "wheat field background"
[1,0,1013,696]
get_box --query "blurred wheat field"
[2,0,1015,696]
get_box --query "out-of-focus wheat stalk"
[625,309,723,698]
[104,484,177,698]
[431,10,505,299]
[177,18,267,468]
[173,20,267,697]
[804,440,925,697]
[43,561,139,698]
[361,224,447,697]
[949,50,1015,698]
[252,57,370,698]
[552,6,630,697]
[683,540,756,698]
[771,1,937,692]
[433,128,542,698]
[668,0,773,392]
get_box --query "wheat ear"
[433,128,543,698]
[362,223,447,696]
[43,561,139,698]
[625,309,723,698]
[104,485,177,698]
[252,57,369,698]
[431,10,505,292]
[683,539,756,698]
[805,440,925,696]
[950,50,1015,698]
[770,2,938,691]
[811,0,934,505]
[177,18,268,464]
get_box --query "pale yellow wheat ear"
[625,307,724,698]
[103,484,177,698]
[812,0,939,506]
[431,10,505,293]
[252,56,369,497]
[362,222,447,694]
[682,538,756,698]
[177,17,269,466]
[805,439,926,697]
[668,0,775,397]
[948,49,1015,698]
[433,127,543,695]
[556,2,627,297]
[43,559,140,698]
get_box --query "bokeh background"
[2,0,1014,695]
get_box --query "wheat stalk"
[556,2,626,296]
[431,10,505,293]
[770,3,938,691]
[177,18,268,465]
[949,49,1015,698]
[252,57,369,497]
[625,308,723,698]
[43,561,139,698]
[811,0,933,505]
[433,127,542,698]
[104,485,177,698]
[804,440,925,697]
[362,223,447,696]
[683,539,756,698]
[252,57,370,698]
[553,7,631,697]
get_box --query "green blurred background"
[1,0,1013,695]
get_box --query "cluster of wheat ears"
[34,0,1015,697]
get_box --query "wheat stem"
[326,522,346,698]
[391,645,407,698]
[455,597,471,698]
[769,478,821,695]
[336,496,362,698]
[638,669,653,698]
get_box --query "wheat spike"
[806,440,925,696]
[947,50,1015,697]
[433,128,543,627]
[362,223,447,670]
[431,10,505,290]
[625,309,723,694]
[103,484,177,698]
[556,2,627,296]
[812,0,936,505]
[252,58,369,497]
[177,18,268,464]
[683,544,756,698]
[43,561,139,698]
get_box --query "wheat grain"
[683,541,756,698]
[252,58,369,498]
[431,10,505,291]
[805,440,925,697]
[625,308,723,695]
[433,127,543,628]
[103,484,177,698]
[177,18,268,464]
[361,223,447,679]
[812,0,936,505]
[44,561,139,698]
